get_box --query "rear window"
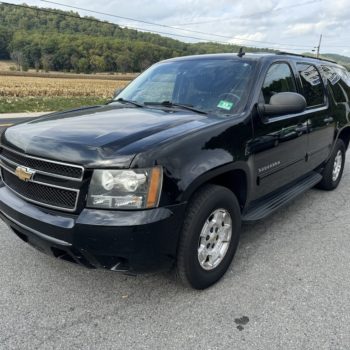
[321,65,350,103]
[297,63,325,107]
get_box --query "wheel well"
[208,169,247,211]
[338,127,350,149]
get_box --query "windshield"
[115,58,255,115]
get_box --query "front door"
[251,62,309,199]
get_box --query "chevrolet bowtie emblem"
[15,166,35,182]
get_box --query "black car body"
[1,53,350,288]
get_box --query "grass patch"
[0,96,109,113]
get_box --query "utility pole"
[316,34,322,58]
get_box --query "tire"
[317,139,346,190]
[176,184,241,289]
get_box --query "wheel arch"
[181,162,251,212]
[336,126,350,150]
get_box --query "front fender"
[131,115,254,206]
[179,160,251,202]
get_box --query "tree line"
[1,4,348,73]
[0,4,270,73]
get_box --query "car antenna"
[237,47,245,57]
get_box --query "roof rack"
[277,51,337,64]
[249,52,275,55]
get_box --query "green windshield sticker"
[217,100,234,110]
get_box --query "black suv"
[1,53,350,289]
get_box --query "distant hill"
[0,3,273,73]
[320,53,350,70]
[302,53,350,70]
[0,3,349,73]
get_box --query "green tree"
[116,54,132,73]
[90,55,106,72]
[76,57,90,73]
[0,26,11,59]
[10,50,26,71]
[41,54,53,72]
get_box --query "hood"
[2,104,222,168]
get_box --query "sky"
[11,0,350,56]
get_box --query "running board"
[242,172,322,222]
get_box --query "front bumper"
[0,185,186,273]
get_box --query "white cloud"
[285,21,329,35]
[229,32,267,46]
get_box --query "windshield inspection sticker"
[217,100,234,110]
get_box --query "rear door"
[296,63,335,170]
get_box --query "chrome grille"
[1,148,83,180]
[0,146,84,212]
[1,168,78,210]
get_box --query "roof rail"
[277,51,337,64]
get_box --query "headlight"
[87,166,163,209]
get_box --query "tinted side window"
[262,63,297,103]
[321,65,350,103]
[297,63,324,107]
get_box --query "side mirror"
[113,88,124,99]
[258,92,307,118]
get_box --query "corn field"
[0,75,128,98]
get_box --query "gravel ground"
[0,159,350,350]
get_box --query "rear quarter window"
[321,65,350,103]
[297,63,325,107]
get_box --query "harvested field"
[0,74,131,112]
[1,75,129,98]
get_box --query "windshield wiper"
[114,98,144,108]
[144,101,207,115]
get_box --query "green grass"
[0,96,109,113]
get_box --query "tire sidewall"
[329,140,346,189]
[183,188,241,289]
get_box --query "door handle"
[295,124,308,133]
[324,117,334,124]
